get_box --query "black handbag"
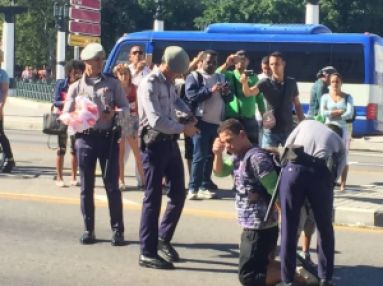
[42,104,68,136]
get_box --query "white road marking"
[349,152,383,158]
[94,194,139,205]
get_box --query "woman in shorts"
[114,63,145,190]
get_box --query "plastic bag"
[59,96,99,135]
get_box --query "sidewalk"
[5,97,383,152]
[333,187,383,227]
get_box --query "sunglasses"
[132,51,143,55]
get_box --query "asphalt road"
[1,129,383,286]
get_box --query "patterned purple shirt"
[232,148,279,229]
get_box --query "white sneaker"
[296,266,319,285]
[197,189,216,200]
[187,190,198,200]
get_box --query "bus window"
[114,43,146,65]
[330,44,365,83]
[152,40,365,83]
[269,42,365,83]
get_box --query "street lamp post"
[54,2,69,80]
[0,2,27,95]
[305,0,321,24]
[153,0,164,31]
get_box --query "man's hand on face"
[197,51,204,62]
[212,137,225,155]
[225,54,237,66]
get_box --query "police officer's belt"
[282,144,327,167]
[141,127,179,147]
[81,129,110,137]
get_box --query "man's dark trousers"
[139,140,186,257]
[279,161,334,282]
[76,133,124,232]
[0,115,13,158]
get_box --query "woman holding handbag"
[53,60,85,187]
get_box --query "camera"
[244,70,254,77]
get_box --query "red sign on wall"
[69,21,101,36]
[70,0,101,11]
[70,7,101,23]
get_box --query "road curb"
[333,207,383,227]
[4,119,42,131]
[7,96,52,109]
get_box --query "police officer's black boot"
[158,238,180,262]
[139,255,174,270]
[320,280,335,286]
[79,231,96,245]
[111,231,124,246]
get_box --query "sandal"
[70,180,80,187]
[56,180,66,187]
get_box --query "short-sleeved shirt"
[257,76,299,134]
[0,69,9,102]
[230,148,278,230]
[217,68,265,118]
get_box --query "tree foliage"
[0,0,382,71]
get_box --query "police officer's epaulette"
[147,74,159,83]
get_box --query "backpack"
[238,147,281,199]
[177,71,204,113]
[345,94,356,123]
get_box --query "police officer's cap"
[81,43,105,61]
[162,46,190,74]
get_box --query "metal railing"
[15,79,57,102]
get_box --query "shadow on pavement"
[333,265,383,286]
[173,242,239,259]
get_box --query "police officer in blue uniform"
[137,46,199,269]
[62,43,129,246]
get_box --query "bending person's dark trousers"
[76,133,124,232]
[0,115,13,158]
[279,161,334,283]
[139,140,186,257]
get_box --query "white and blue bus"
[104,23,383,138]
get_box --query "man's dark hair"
[261,56,269,64]
[65,60,85,78]
[217,119,246,135]
[269,51,284,61]
[326,123,343,138]
[202,50,218,60]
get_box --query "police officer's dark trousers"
[279,161,334,283]
[76,132,124,232]
[139,139,186,257]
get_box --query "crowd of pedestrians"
[0,41,355,286]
